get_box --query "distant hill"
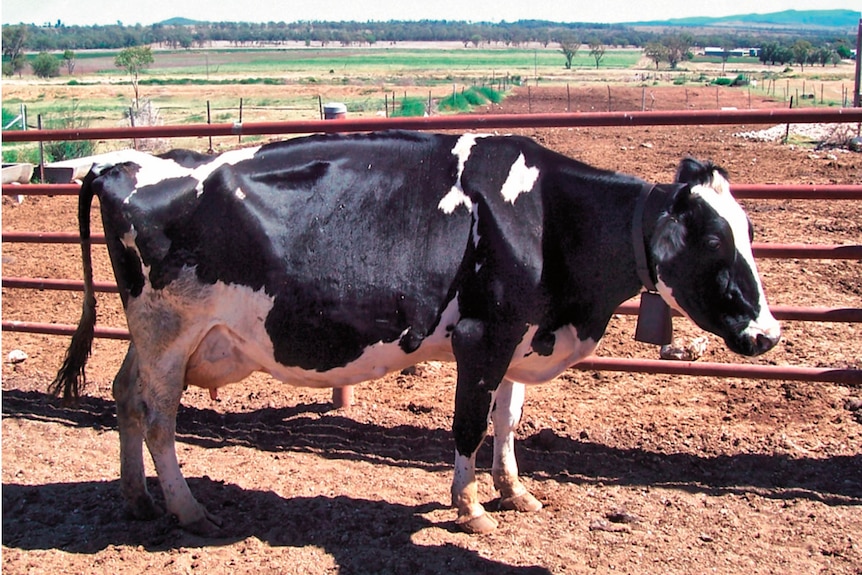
[158,17,202,26]
[629,9,860,31]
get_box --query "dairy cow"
[52,130,780,534]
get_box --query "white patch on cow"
[697,172,777,333]
[235,187,246,200]
[120,226,138,251]
[655,277,688,319]
[119,225,152,279]
[438,134,485,214]
[131,154,194,189]
[116,152,198,204]
[500,153,540,204]
[193,145,261,197]
[507,324,598,384]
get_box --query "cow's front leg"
[138,356,222,535]
[450,317,513,534]
[492,378,542,513]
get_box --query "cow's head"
[650,158,780,356]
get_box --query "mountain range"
[628,9,859,30]
[158,9,860,31]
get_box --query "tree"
[662,33,693,69]
[835,42,853,60]
[31,52,60,78]
[813,46,838,67]
[62,49,76,75]
[758,41,778,65]
[558,32,580,70]
[114,45,153,107]
[588,38,606,69]
[791,40,813,72]
[2,25,28,78]
[644,42,669,70]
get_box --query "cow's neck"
[632,183,676,291]
[547,179,672,342]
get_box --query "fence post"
[37,115,45,183]
[129,107,137,150]
[855,18,862,107]
[238,98,243,144]
[206,100,213,154]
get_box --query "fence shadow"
[3,388,861,509]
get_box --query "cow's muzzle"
[733,322,781,356]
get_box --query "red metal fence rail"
[3,108,861,386]
[3,108,862,143]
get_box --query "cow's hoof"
[500,492,543,513]
[456,511,498,534]
[182,510,224,537]
[127,494,162,521]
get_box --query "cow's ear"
[651,185,690,263]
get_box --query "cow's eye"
[706,236,721,251]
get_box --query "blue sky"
[2,0,860,27]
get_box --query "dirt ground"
[3,85,862,574]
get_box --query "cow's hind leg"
[492,379,542,513]
[138,351,223,535]
[113,343,161,520]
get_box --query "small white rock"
[7,349,28,363]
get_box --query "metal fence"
[3,107,862,386]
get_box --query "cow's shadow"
[1,478,550,574]
[4,388,862,510]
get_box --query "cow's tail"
[49,171,98,403]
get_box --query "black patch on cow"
[117,247,146,298]
[157,149,216,169]
[531,329,556,356]
[535,164,648,343]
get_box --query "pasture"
[2,47,861,574]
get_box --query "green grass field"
[76,47,643,78]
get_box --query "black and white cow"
[52,130,779,535]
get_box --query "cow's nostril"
[755,332,778,354]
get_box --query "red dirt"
[3,85,861,574]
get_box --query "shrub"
[462,87,489,106]
[711,77,733,86]
[31,52,60,78]
[392,97,426,117]
[731,74,749,86]
[476,86,503,103]
[2,144,41,167]
[40,101,95,162]
[438,92,471,112]
[2,107,22,130]
[438,86,505,113]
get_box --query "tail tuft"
[48,293,96,404]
